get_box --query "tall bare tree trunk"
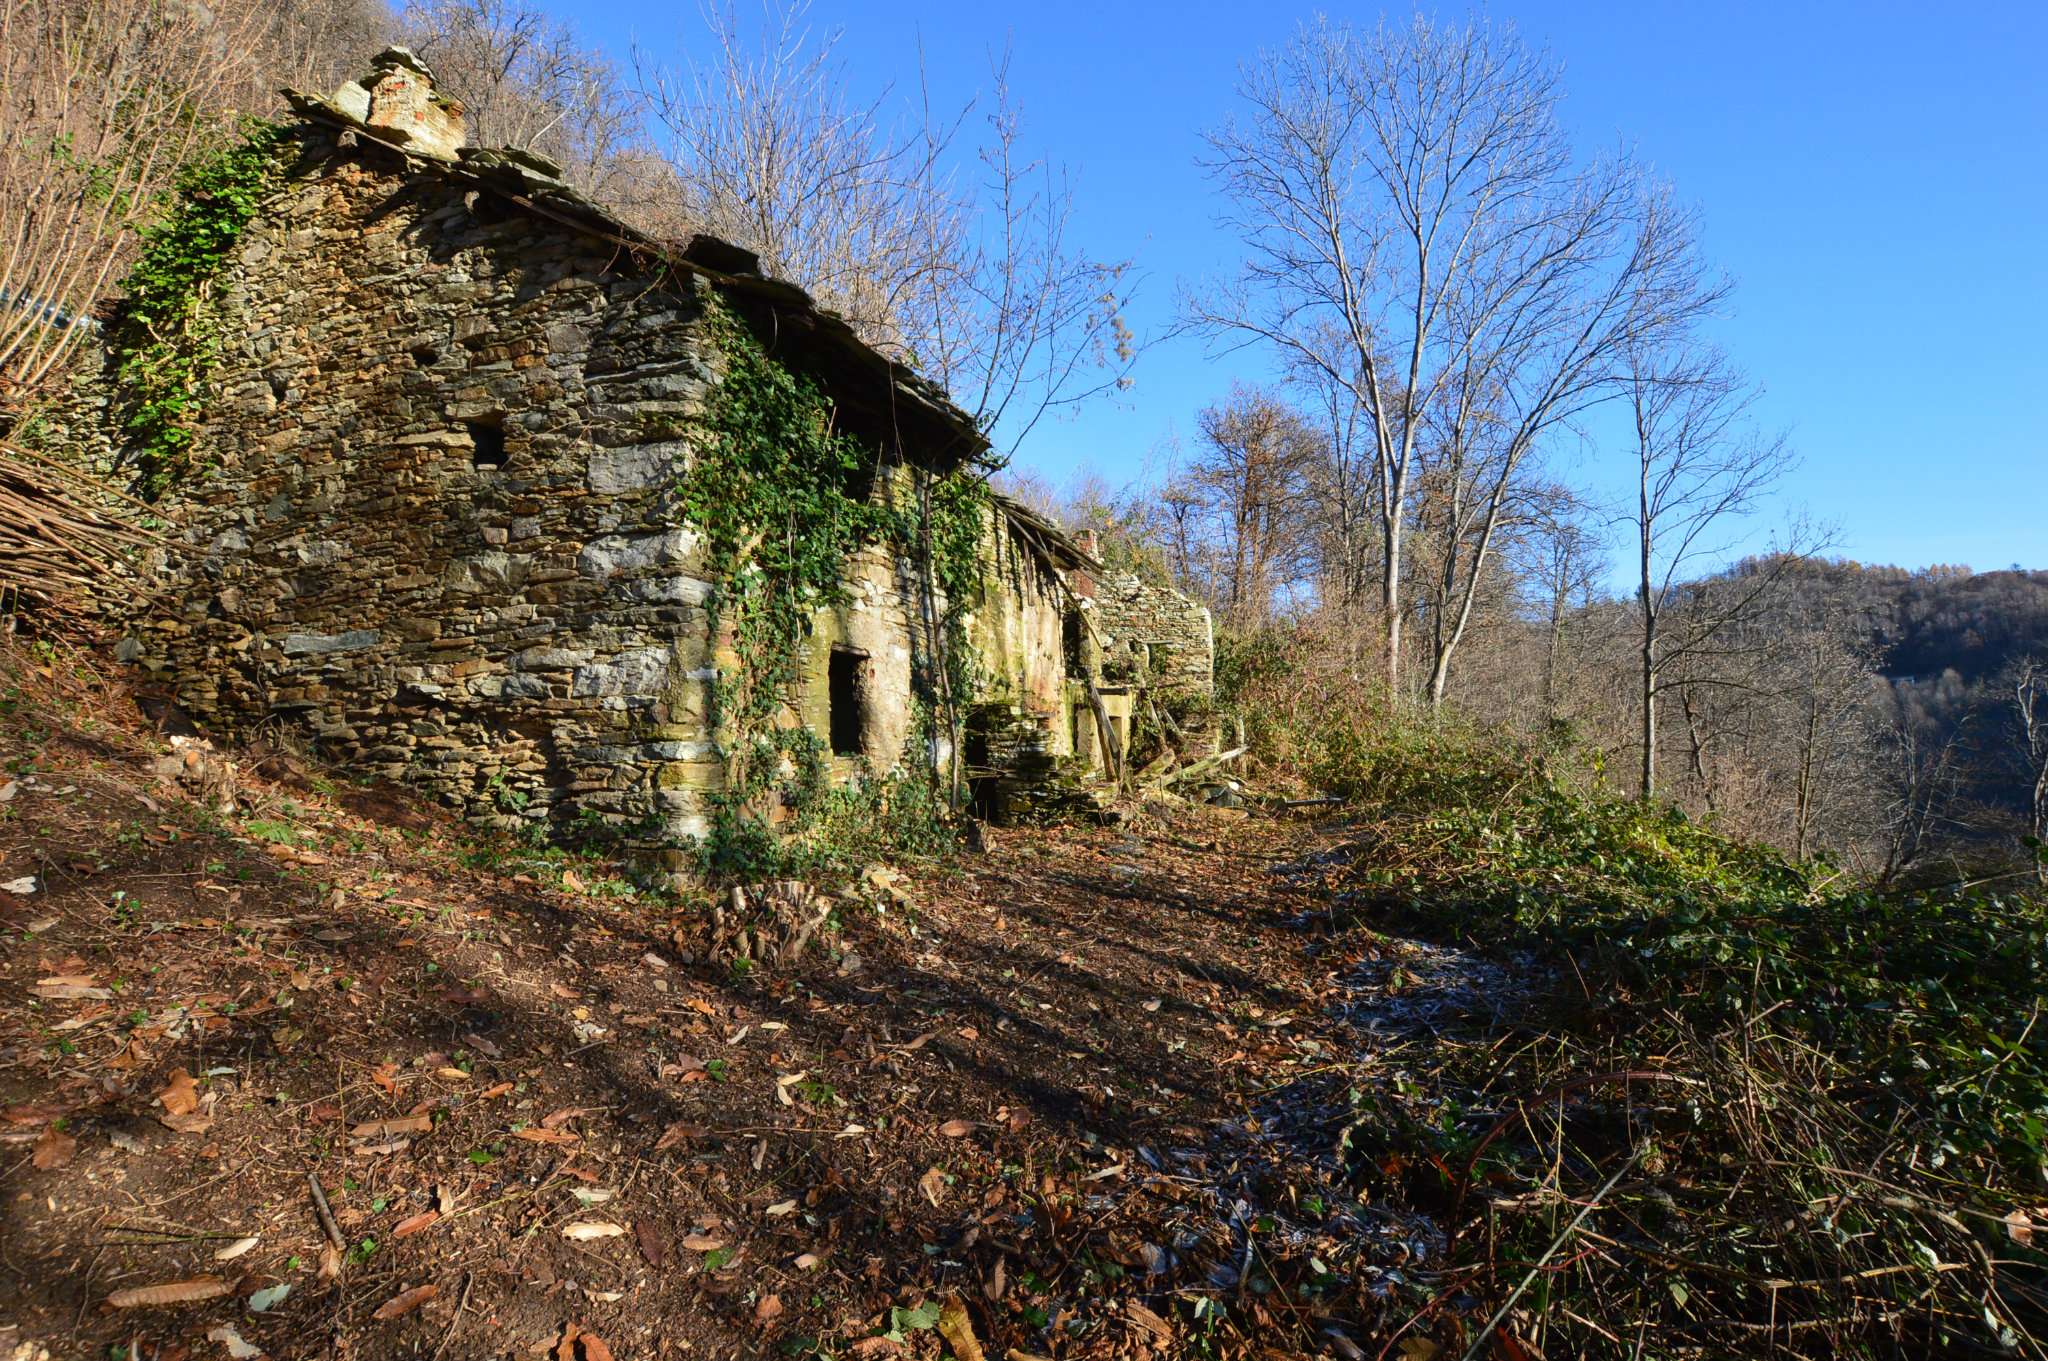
[1542,597,1565,725]
[1640,624,1658,799]
[1383,519,1403,702]
[1639,485,1659,798]
[2033,758,2048,887]
[2018,665,2048,886]
[1794,686,1822,859]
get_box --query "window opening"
[468,419,507,470]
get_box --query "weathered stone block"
[514,646,589,672]
[577,530,698,579]
[569,648,670,698]
[587,442,687,495]
[281,630,380,656]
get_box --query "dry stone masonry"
[1084,566,1217,697]
[90,51,1212,865]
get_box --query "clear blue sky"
[570,0,2047,574]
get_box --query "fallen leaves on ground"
[1126,1300,1174,1342]
[351,1115,431,1138]
[937,1298,985,1361]
[157,1068,198,1116]
[207,1324,261,1359]
[561,1221,626,1241]
[371,1283,438,1320]
[0,649,1355,1360]
[30,1125,74,1169]
[107,1277,230,1309]
[556,1323,615,1361]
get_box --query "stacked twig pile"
[0,439,158,616]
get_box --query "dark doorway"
[828,648,868,756]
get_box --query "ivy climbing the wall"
[923,467,990,699]
[111,120,294,499]
[680,292,991,880]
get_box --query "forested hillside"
[1749,559,2048,688]
[1774,559,2048,861]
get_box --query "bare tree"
[1172,387,1320,627]
[1622,337,1801,798]
[637,3,953,336]
[401,0,643,200]
[1879,684,1974,884]
[0,0,413,419]
[636,2,1135,459]
[1777,600,1887,860]
[1505,486,1602,726]
[988,465,1062,522]
[0,0,274,410]
[262,0,395,95]
[2012,659,2048,885]
[1190,15,1714,705]
[1292,322,1382,649]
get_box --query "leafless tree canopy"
[1620,335,1804,796]
[400,0,644,205]
[1,0,256,407]
[636,2,1137,459]
[1189,15,1722,702]
[1171,387,1319,629]
[0,0,404,410]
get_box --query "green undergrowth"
[1316,724,2048,1357]
[701,759,959,886]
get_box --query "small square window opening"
[468,420,507,470]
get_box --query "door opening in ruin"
[963,713,996,819]
[829,647,868,756]
[468,418,507,469]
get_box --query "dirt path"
[0,657,1463,1360]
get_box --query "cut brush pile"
[0,439,158,617]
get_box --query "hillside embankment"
[3,640,2042,1360]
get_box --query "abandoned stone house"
[100,51,1212,864]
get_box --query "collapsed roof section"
[991,493,1102,575]
[282,49,990,473]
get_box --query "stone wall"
[965,510,1074,753]
[119,118,1105,859]
[125,126,850,861]
[1084,570,1214,697]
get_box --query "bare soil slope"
[0,644,1406,1361]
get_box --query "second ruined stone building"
[104,51,1212,866]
